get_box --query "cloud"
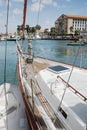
[85,2,87,5]
[0,1,2,6]
[13,8,22,15]
[45,20,50,25]
[42,0,55,5]
[52,1,58,7]
[30,2,44,12]
[42,0,58,7]
[65,0,71,2]
[32,0,38,2]
[14,0,23,2]
[0,13,2,16]
[42,0,53,5]
[30,0,58,12]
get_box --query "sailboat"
[0,0,29,130]
[17,40,87,130]
[16,1,87,130]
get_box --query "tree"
[59,21,64,35]
[25,25,30,36]
[17,25,22,35]
[35,24,41,30]
[30,27,36,34]
[61,30,67,36]
[50,27,55,33]
[70,26,73,34]
[44,28,49,33]
[75,30,80,36]
[50,27,56,38]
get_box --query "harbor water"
[0,39,87,85]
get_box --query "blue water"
[23,40,87,68]
[0,40,87,85]
[0,41,18,85]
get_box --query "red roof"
[64,14,87,19]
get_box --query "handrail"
[57,75,87,101]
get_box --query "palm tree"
[30,27,36,36]
[25,25,30,36]
[17,25,21,35]
[59,21,64,34]
[70,26,73,34]
[35,24,41,30]
[75,30,80,36]
[50,27,56,38]
[44,28,49,33]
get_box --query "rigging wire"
[58,46,81,110]
[33,0,50,64]
[4,0,10,106]
[37,0,41,25]
[3,0,10,130]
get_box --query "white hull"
[0,83,29,130]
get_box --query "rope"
[58,46,81,110]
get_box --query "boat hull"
[0,83,29,130]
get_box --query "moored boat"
[0,0,29,130]
[67,42,85,46]
[16,0,87,130]
[0,83,29,130]
[7,35,21,41]
[17,40,87,130]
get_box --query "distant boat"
[0,36,6,41]
[67,41,85,46]
[32,33,41,39]
[7,35,21,41]
[83,38,87,44]
[35,33,41,39]
[67,43,85,46]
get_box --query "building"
[55,14,87,34]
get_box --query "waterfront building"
[55,14,87,35]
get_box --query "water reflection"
[31,40,87,68]
[0,41,18,85]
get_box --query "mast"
[22,0,27,39]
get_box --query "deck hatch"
[48,65,69,73]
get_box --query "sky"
[0,0,87,33]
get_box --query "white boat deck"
[0,83,29,130]
[35,57,87,130]
[17,42,87,130]
[60,68,87,98]
[35,57,87,100]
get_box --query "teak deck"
[24,60,65,130]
